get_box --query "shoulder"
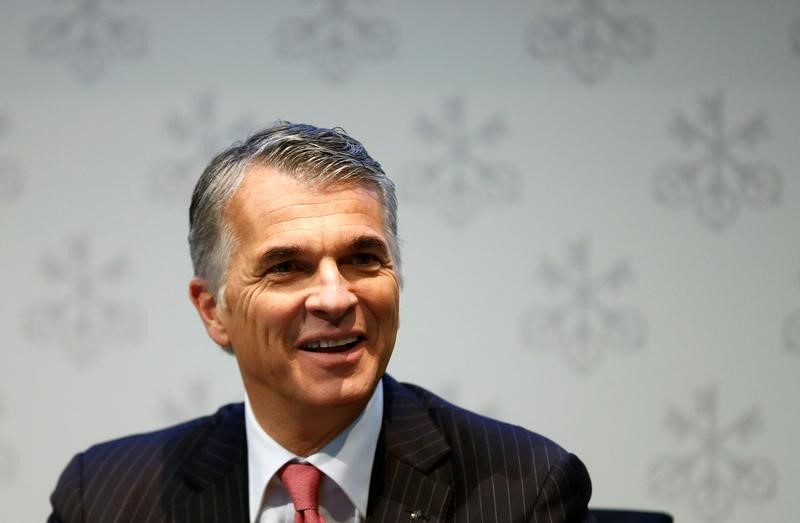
[386,377,593,521]
[70,402,243,471]
[49,403,245,521]
[394,378,568,459]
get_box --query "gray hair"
[188,121,400,303]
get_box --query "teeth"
[303,336,359,350]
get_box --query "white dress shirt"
[245,381,383,523]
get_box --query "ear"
[188,277,231,347]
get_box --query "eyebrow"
[255,235,390,271]
[255,245,303,273]
[348,234,391,257]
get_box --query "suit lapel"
[368,376,454,522]
[160,381,454,522]
[169,404,250,523]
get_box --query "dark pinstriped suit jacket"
[49,375,594,522]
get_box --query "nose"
[305,260,358,321]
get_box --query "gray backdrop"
[1,0,799,521]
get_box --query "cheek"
[227,282,260,324]
[258,294,307,341]
[362,281,400,328]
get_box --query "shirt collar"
[245,380,384,522]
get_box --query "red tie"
[278,463,326,523]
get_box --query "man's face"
[200,167,400,412]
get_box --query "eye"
[347,252,382,269]
[267,260,302,274]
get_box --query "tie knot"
[279,462,322,512]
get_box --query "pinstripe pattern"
[372,377,595,522]
[49,404,248,523]
[49,377,593,522]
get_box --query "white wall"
[1,0,799,521]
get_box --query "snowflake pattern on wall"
[400,96,522,226]
[653,91,782,231]
[28,0,148,82]
[149,93,255,203]
[526,0,655,83]
[649,386,777,522]
[0,113,24,205]
[519,238,645,372]
[273,0,398,82]
[23,235,143,366]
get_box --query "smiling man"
[49,122,595,522]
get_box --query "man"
[49,122,594,522]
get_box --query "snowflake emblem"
[23,235,143,365]
[400,96,521,226]
[27,0,148,82]
[273,0,398,82]
[653,91,782,230]
[149,93,255,203]
[526,0,655,83]
[0,113,25,204]
[791,16,800,57]
[649,386,777,522]
[518,238,645,372]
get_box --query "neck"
[244,385,370,457]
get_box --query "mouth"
[299,335,363,353]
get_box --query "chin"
[302,374,379,408]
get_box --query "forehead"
[225,166,385,240]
